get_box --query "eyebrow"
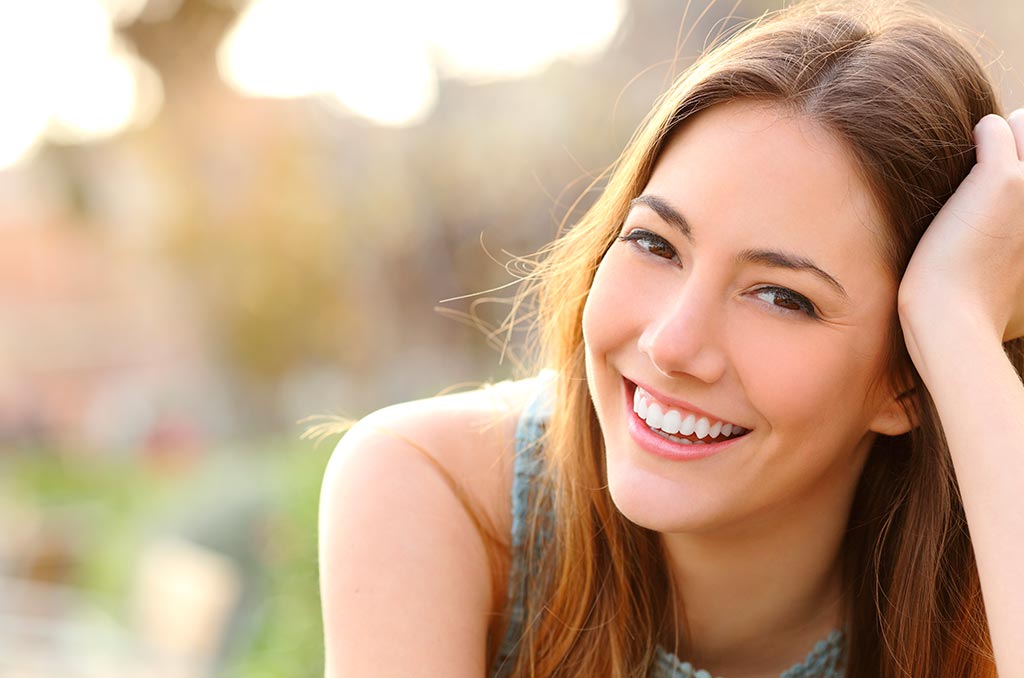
[629,195,693,241]
[737,249,848,299]
[627,194,849,299]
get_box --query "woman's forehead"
[641,101,890,273]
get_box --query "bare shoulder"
[327,375,542,528]
[318,376,542,678]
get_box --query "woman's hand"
[898,110,1024,354]
[897,109,1024,678]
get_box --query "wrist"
[899,301,1005,378]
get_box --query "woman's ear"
[869,385,919,436]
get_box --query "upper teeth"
[633,387,747,440]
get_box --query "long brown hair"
[505,1,1024,676]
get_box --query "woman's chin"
[605,461,735,535]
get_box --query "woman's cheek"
[730,322,864,433]
[582,250,648,356]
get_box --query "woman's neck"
[659,473,857,676]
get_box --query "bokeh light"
[217,0,627,126]
[0,0,162,169]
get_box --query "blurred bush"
[1,437,331,677]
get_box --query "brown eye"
[773,295,802,311]
[618,230,678,261]
[754,287,818,318]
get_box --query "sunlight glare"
[218,0,626,127]
[48,42,138,143]
[217,0,326,98]
[0,100,49,170]
[95,0,150,26]
[0,0,161,169]
[429,0,626,81]
[219,0,438,126]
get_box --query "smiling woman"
[585,102,907,541]
[317,1,1024,677]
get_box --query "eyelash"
[617,228,819,319]
[618,229,678,261]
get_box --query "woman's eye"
[618,229,677,261]
[754,287,818,318]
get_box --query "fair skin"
[318,102,1024,676]
[899,109,1024,675]
[318,381,532,678]
[582,101,912,674]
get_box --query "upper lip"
[627,378,747,428]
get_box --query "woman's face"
[582,100,911,534]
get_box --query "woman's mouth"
[623,380,751,460]
[632,385,748,445]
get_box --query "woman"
[318,2,1024,676]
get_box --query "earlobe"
[869,386,919,436]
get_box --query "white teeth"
[645,403,664,429]
[631,386,746,442]
[679,414,696,436]
[661,408,682,434]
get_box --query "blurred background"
[1,0,1020,676]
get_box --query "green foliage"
[1,437,336,678]
[4,449,180,607]
[230,438,333,678]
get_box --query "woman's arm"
[902,320,1024,673]
[899,111,1024,675]
[318,382,531,677]
[318,411,494,677]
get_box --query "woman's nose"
[637,281,727,384]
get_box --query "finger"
[973,113,1019,167]
[1008,108,1024,162]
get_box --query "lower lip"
[623,380,746,461]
